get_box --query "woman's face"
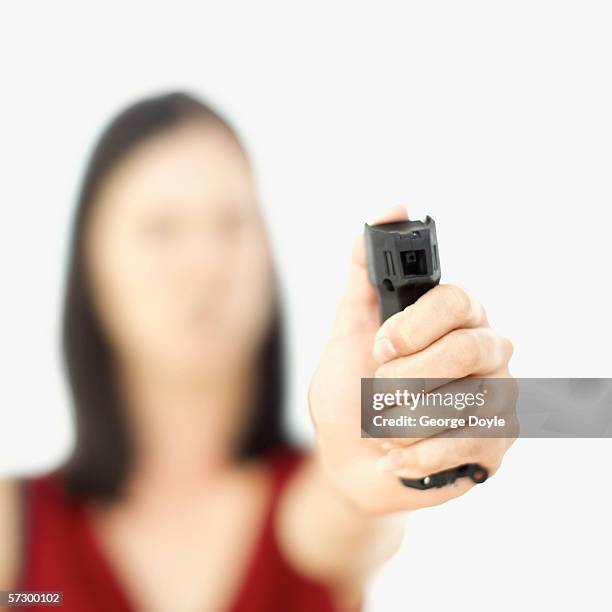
[84,120,275,379]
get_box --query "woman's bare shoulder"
[0,478,20,589]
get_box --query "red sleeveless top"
[17,446,358,612]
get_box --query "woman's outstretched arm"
[276,207,515,605]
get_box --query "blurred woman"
[0,92,515,612]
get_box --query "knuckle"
[443,284,474,323]
[451,329,481,372]
[397,331,417,356]
[479,302,490,325]
[499,335,514,361]
[395,310,418,354]
[507,379,519,407]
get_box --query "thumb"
[335,205,409,333]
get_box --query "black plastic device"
[398,463,488,490]
[364,216,488,490]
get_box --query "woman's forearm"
[276,453,408,589]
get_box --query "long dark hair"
[61,92,288,501]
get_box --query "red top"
[17,446,359,612]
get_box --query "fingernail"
[377,450,405,472]
[373,336,397,364]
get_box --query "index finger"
[373,283,488,365]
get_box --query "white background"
[1,2,611,610]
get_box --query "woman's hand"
[308,206,516,515]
